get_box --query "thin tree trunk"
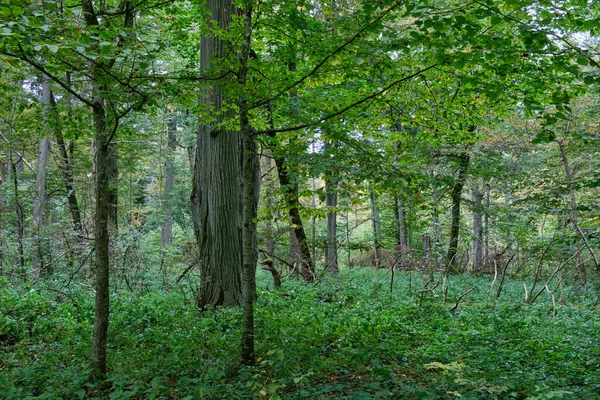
[558,140,587,284]
[91,99,110,379]
[370,191,380,269]
[239,2,257,365]
[161,112,177,249]
[191,0,243,308]
[0,162,3,275]
[272,155,315,281]
[54,109,83,232]
[311,174,316,264]
[446,151,470,273]
[108,143,118,233]
[472,184,483,271]
[262,155,280,287]
[395,196,409,253]
[430,150,440,250]
[10,152,25,279]
[324,141,338,276]
[484,185,490,263]
[33,75,52,275]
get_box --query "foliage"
[2,269,599,399]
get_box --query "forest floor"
[1,268,599,399]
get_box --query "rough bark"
[161,112,177,249]
[91,99,110,380]
[446,151,470,273]
[191,0,243,308]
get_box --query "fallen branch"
[450,287,474,312]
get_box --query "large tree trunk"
[472,183,484,271]
[161,112,177,249]
[446,151,470,273]
[192,0,243,308]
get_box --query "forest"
[0,0,599,398]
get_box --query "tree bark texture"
[161,113,177,249]
[91,101,110,379]
[82,0,113,380]
[446,151,470,273]
[192,0,243,308]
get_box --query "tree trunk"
[558,140,587,284]
[192,0,243,308]
[0,162,4,275]
[161,112,177,249]
[272,154,315,281]
[395,196,409,254]
[370,191,380,269]
[10,152,25,279]
[446,151,470,273]
[238,3,258,365]
[108,142,118,233]
[91,100,110,380]
[430,151,440,251]
[324,142,338,276]
[472,184,483,271]
[33,75,52,275]
[54,103,83,233]
[262,155,280,287]
[484,185,490,263]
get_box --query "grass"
[1,269,599,399]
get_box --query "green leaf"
[46,44,58,53]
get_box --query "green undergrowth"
[1,270,599,399]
